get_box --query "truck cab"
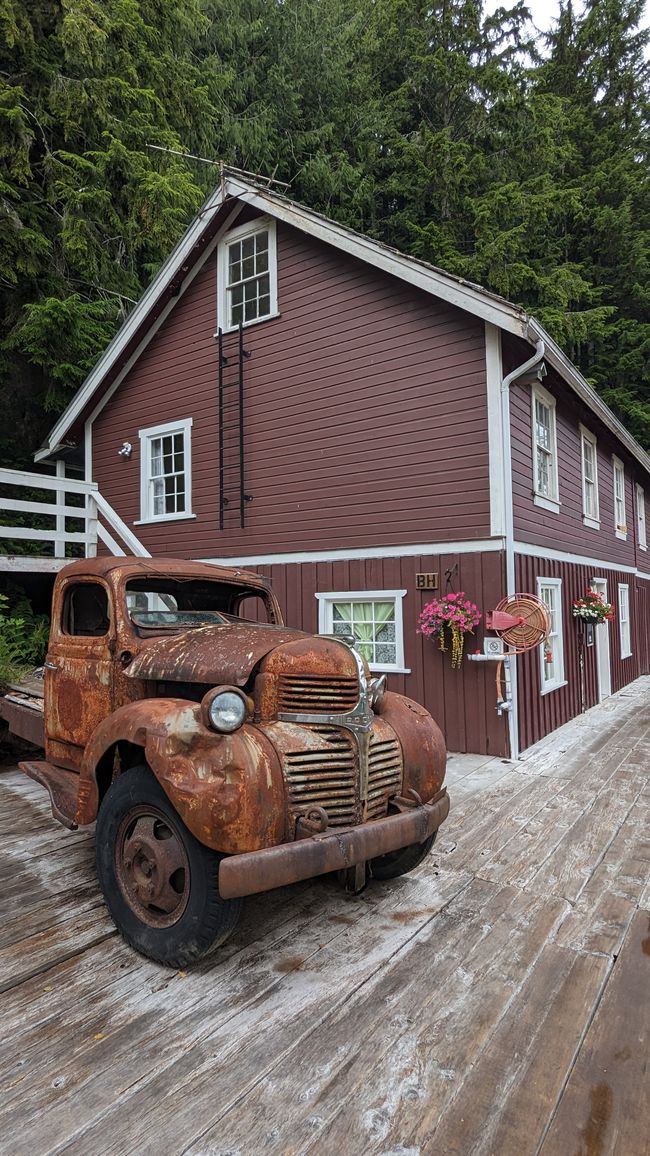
[18,557,449,967]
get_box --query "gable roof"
[37,171,650,478]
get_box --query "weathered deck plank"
[539,910,650,1156]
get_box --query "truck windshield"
[125,577,272,631]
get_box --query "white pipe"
[500,337,545,759]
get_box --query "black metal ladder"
[217,325,251,529]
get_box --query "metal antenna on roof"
[145,146,290,190]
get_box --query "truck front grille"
[283,727,357,825]
[367,735,403,818]
[277,674,359,714]
[282,725,403,829]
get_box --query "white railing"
[0,467,150,565]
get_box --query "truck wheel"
[369,833,436,881]
[95,764,242,968]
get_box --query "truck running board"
[20,761,79,830]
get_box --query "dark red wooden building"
[36,173,650,757]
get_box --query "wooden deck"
[1,681,649,1156]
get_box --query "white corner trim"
[485,322,506,537]
[198,538,504,568]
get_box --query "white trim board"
[196,537,650,581]
[514,540,650,580]
[197,538,505,568]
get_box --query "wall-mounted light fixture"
[118,442,132,458]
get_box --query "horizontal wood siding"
[506,335,650,569]
[516,553,644,752]
[92,220,490,558]
[250,549,509,757]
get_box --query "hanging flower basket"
[572,589,614,624]
[417,593,482,669]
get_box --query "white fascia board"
[197,537,504,568]
[225,178,529,338]
[39,183,231,455]
[527,319,650,481]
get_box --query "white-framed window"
[532,384,559,511]
[612,456,627,539]
[316,590,409,674]
[217,218,277,332]
[636,484,646,550]
[618,583,632,658]
[537,577,566,693]
[137,418,193,524]
[579,425,599,528]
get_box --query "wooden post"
[55,460,65,558]
[86,492,98,557]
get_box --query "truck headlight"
[202,687,248,733]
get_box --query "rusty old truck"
[0,557,449,967]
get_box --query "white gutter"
[500,336,546,760]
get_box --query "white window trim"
[579,423,600,529]
[618,583,632,658]
[136,417,194,525]
[316,589,410,674]
[217,217,278,333]
[532,383,560,512]
[636,483,647,550]
[612,455,627,540]
[537,576,566,694]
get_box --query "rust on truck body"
[11,557,448,914]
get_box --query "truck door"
[44,578,114,769]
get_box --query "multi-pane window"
[537,578,565,692]
[218,220,277,331]
[316,590,408,673]
[636,484,646,550]
[532,385,559,508]
[618,584,632,658]
[613,456,626,537]
[580,426,599,526]
[138,419,192,522]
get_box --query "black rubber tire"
[369,832,437,881]
[95,765,242,968]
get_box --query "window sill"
[621,651,633,660]
[540,679,568,696]
[369,665,411,675]
[639,543,647,552]
[582,515,601,530]
[218,310,280,335]
[134,513,197,526]
[533,494,561,513]
[615,529,628,541]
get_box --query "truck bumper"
[218,787,450,899]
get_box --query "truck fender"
[377,691,447,803]
[77,698,287,853]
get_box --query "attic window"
[217,218,277,331]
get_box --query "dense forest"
[1,0,649,465]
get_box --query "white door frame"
[591,577,612,702]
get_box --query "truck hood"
[124,622,311,686]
